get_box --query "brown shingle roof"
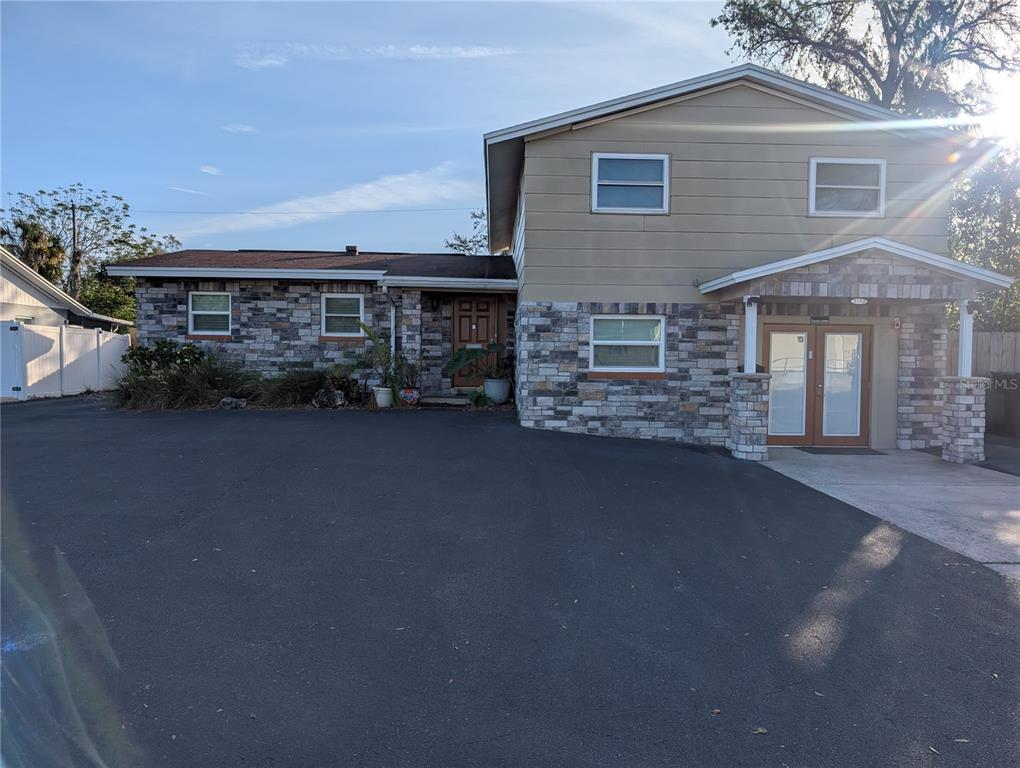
[117,249,517,280]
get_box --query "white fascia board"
[483,64,948,147]
[105,266,388,281]
[698,236,1014,294]
[381,276,518,291]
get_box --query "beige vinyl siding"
[520,83,960,303]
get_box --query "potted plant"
[443,342,513,405]
[355,323,397,408]
[395,355,421,406]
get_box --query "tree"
[711,1,1020,117]
[78,270,138,323]
[0,218,65,284]
[0,184,180,298]
[445,209,490,255]
[950,152,1020,330]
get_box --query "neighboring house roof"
[0,245,134,326]
[106,249,519,289]
[484,63,964,252]
[698,237,1014,294]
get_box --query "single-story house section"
[1,245,132,331]
[108,247,518,396]
[111,64,1014,463]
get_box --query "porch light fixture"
[850,297,869,305]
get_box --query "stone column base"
[938,376,989,464]
[730,373,771,461]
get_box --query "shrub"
[162,355,262,409]
[260,369,328,407]
[122,339,204,375]
[116,340,260,410]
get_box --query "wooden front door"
[763,324,872,446]
[452,296,497,387]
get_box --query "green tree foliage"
[78,270,138,323]
[711,1,1020,116]
[0,183,180,298]
[951,153,1020,330]
[445,209,491,255]
[0,218,65,284]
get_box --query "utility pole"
[69,201,80,298]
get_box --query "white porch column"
[958,299,973,377]
[742,295,759,373]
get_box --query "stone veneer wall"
[515,301,740,444]
[938,377,988,463]
[896,306,949,449]
[136,278,395,377]
[747,250,978,301]
[420,293,454,395]
[730,373,771,461]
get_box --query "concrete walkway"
[767,448,1020,581]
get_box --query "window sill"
[588,371,667,380]
[590,208,670,215]
[186,334,232,341]
[807,211,884,218]
[318,335,365,344]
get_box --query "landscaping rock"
[312,387,346,409]
[219,397,248,410]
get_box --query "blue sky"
[1,1,737,252]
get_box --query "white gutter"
[380,276,518,291]
[698,237,1014,294]
[105,265,388,281]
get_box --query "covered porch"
[700,237,1014,463]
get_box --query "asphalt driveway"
[2,398,1018,768]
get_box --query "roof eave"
[105,266,390,281]
[698,237,1014,294]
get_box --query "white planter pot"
[373,386,393,408]
[484,378,510,404]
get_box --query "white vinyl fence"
[1,322,130,400]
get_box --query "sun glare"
[981,82,1020,149]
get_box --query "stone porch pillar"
[938,376,989,464]
[730,373,771,461]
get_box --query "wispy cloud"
[235,42,515,70]
[199,165,223,176]
[220,123,257,134]
[168,186,212,196]
[175,163,481,239]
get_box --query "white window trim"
[320,293,365,337]
[188,291,231,335]
[808,157,886,218]
[589,314,666,373]
[591,153,670,214]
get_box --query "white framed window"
[592,153,669,213]
[809,158,886,217]
[188,292,231,335]
[321,293,364,337]
[14,316,34,325]
[589,315,666,372]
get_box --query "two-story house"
[112,64,1012,462]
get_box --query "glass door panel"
[821,332,863,437]
[768,331,809,436]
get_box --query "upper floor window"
[592,153,669,214]
[188,292,231,335]
[809,158,885,217]
[590,315,665,372]
[321,294,364,337]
